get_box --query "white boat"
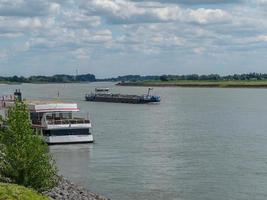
[28,101,93,144]
[0,90,93,145]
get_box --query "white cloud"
[257,35,267,42]
[186,8,230,24]
[62,11,101,28]
[152,6,182,21]
[0,32,23,38]
[0,16,56,35]
[72,48,91,60]
[0,0,60,17]
[151,35,185,46]
[18,18,43,28]
[194,47,206,54]
[0,51,8,59]
[81,0,231,24]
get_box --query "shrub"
[0,101,58,192]
[160,75,169,82]
[0,182,49,200]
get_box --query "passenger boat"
[85,88,161,104]
[0,90,93,145]
[28,101,93,144]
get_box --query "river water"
[1,83,267,200]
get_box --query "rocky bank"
[43,177,109,200]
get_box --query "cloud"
[72,48,91,60]
[186,8,230,24]
[133,0,241,5]
[253,0,267,5]
[257,35,267,42]
[27,28,113,52]
[81,0,231,24]
[151,35,185,46]
[1,0,267,77]
[0,16,55,36]
[0,0,60,17]
[194,47,206,54]
[0,51,8,59]
[0,32,23,38]
[61,11,101,28]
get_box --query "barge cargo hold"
[85,88,160,104]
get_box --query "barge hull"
[86,96,159,104]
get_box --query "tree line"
[1,73,267,83]
[159,73,267,81]
[0,74,96,83]
[100,73,267,82]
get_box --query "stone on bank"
[43,177,109,200]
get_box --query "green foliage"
[101,73,267,82]
[0,182,49,200]
[160,75,169,81]
[0,73,96,83]
[0,101,58,192]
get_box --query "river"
[1,83,267,200]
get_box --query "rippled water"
[1,83,267,200]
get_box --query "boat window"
[59,112,72,119]
[46,112,72,120]
[48,128,90,136]
[30,112,43,124]
[43,130,50,136]
[46,113,53,120]
[30,112,38,120]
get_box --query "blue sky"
[0,0,267,78]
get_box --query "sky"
[0,0,267,78]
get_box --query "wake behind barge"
[85,88,160,104]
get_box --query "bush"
[160,75,169,81]
[0,182,49,200]
[0,101,58,192]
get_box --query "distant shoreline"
[116,81,267,88]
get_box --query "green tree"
[0,101,58,192]
[160,75,169,81]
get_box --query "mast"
[147,88,153,96]
[75,69,78,81]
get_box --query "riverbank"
[117,80,267,88]
[43,177,109,200]
[0,178,109,200]
[0,183,48,200]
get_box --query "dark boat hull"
[85,94,160,104]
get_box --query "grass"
[0,183,49,200]
[118,80,267,88]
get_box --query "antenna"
[56,91,60,102]
[75,69,78,81]
[147,88,153,96]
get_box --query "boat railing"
[46,118,90,125]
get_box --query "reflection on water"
[1,83,267,200]
[49,144,93,184]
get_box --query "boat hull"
[85,95,160,104]
[44,134,93,145]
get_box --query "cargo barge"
[85,88,160,104]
